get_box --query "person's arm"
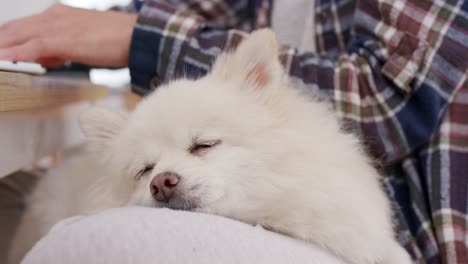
[0,0,250,69]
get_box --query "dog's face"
[80,30,291,221]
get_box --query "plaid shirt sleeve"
[128,0,253,94]
[127,0,467,263]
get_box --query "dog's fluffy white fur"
[9,30,412,264]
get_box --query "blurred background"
[0,0,132,88]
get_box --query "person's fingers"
[0,14,47,49]
[4,38,64,62]
[0,49,14,60]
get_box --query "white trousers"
[24,207,347,264]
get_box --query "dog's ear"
[211,29,283,90]
[79,106,128,152]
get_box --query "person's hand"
[0,4,138,67]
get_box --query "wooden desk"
[0,71,107,111]
[0,71,123,177]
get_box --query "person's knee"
[23,207,345,264]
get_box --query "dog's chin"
[154,197,200,211]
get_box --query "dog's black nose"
[150,172,180,202]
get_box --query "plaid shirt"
[125,0,467,263]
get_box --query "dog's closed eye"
[189,139,221,156]
[135,163,155,180]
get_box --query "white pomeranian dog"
[9,29,412,264]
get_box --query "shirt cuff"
[129,1,203,96]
